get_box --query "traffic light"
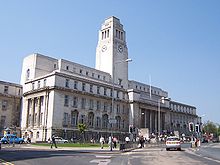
[189,122,194,132]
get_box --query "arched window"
[71,110,78,127]
[102,114,108,129]
[88,112,94,127]
[116,116,121,129]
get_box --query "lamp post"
[158,97,170,140]
[110,58,132,151]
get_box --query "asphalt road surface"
[0,143,219,165]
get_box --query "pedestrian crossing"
[90,155,112,165]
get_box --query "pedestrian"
[99,136,105,149]
[113,137,117,148]
[108,136,112,148]
[139,136,145,148]
[125,136,130,144]
[51,135,57,148]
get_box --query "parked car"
[54,137,68,143]
[166,136,181,151]
[1,134,24,144]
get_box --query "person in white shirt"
[99,136,105,149]
[125,136,130,144]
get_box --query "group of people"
[99,136,118,149]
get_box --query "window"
[122,105,125,114]
[66,66,69,70]
[0,116,6,127]
[118,79,122,85]
[4,86,9,94]
[82,83,86,91]
[90,85,93,93]
[102,114,108,129]
[117,104,120,114]
[122,120,125,128]
[103,76,106,81]
[36,132,40,138]
[117,91,119,98]
[81,98,86,109]
[65,79,69,88]
[63,113,69,126]
[97,101,101,110]
[89,99,94,110]
[26,69,30,80]
[38,81,40,88]
[74,81,78,89]
[104,88,107,96]
[110,89,113,97]
[80,115,85,124]
[72,97,78,108]
[71,111,78,127]
[92,73,94,77]
[64,95,69,107]
[88,113,94,127]
[2,100,8,110]
[32,82,35,90]
[97,86,100,94]
[80,69,83,74]
[116,116,121,129]
[98,75,100,79]
[104,102,108,112]
[96,117,101,128]
[54,64,57,69]
[43,79,47,87]
[86,71,89,76]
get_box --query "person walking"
[99,136,105,149]
[51,135,57,148]
[113,137,117,148]
[139,136,145,148]
[125,136,130,144]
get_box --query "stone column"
[26,99,31,128]
[149,111,152,133]
[31,98,35,127]
[37,97,41,127]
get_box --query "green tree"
[77,123,86,143]
[203,121,219,137]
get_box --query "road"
[0,143,220,165]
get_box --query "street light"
[110,58,132,151]
[158,97,170,140]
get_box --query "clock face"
[118,45,123,53]
[102,45,107,52]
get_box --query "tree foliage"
[77,123,87,143]
[77,123,86,134]
[203,121,219,137]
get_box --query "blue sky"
[1,0,220,124]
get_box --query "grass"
[32,142,109,148]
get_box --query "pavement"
[0,143,136,154]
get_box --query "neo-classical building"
[20,16,200,142]
[0,80,22,135]
[170,101,199,135]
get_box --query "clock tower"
[96,16,129,89]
